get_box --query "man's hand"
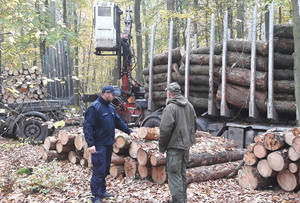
[130,132,139,140]
[88,146,96,153]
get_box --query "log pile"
[238,127,300,192]
[37,126,245,185]
[142,24,296,116]
[1,66,48,104]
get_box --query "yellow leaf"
[53,120,65,129]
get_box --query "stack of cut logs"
[1,66,47,104]
[37,126,246,185]
[238,127,300,192]
[142,24,296,115]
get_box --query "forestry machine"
[92,2,162,127]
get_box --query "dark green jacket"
[159,94,197,153]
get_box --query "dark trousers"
[166,148,189,203]
[91,145,113,200]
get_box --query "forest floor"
[0,136,299,203]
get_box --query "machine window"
[98,7,111,16]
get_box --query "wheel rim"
[24,122,41,139]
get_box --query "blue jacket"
[83,96,132,147]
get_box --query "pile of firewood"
[238,127,300,192]
[37,126,246,185]
[1,66,47,104]
[142,24,296,115]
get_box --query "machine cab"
[93,2,122,53]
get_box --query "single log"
[274,37,294,54]
[289,162,300,173]
[44,136,58,150]
[138,165,151,179]
[216,83,267,112]
[109,165,125,178]
[186,161,241,184]
[42,150,68,161]
[274,52,294,69]
[38,145,47,158]
[129,140,157,159]
[263,132,286,151]
[183,54,222,66]
[257,159,277,178]
[292,136,300,153]
[243,151,257,166]
[188,148,246,168]
[188,96,209,109]
[274,24,293,38]
[253,144,268,158]
[124,157,138,178]
[142,63,179,75]
[150,151,166,166]
[238,165,277,190]
[111,152,125,165]
[68,150,83,164]
[247,143,255,152]
[178,64,220,76]
[223,67,268,90]
[144,72,180,84]
[177,74,220,86]
[138,127,160,140]
[277,170,299,192]
[274,100,296,114]
[151,165,167,184]
[288,147,300,161]
[74,135,87,150]
[137,148,151,166]
[274,80,295,93]
[226,51,268,71]
[153,47,182,65]
[56,141,75,153]
[283,131,296,146]
[115,133,132,149]
[254,134,265,143]
[80,158,88,167]
[190,44,222,55]
[113,144,129,154]
[144,82,167,92]
[226,39,269,56]
[267,150,289,171]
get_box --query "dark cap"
[165,82,181,92]
[102,85,121,96]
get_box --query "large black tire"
[143,117,161,128]
[17,117,48,144]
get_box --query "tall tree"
[291,0,300,124]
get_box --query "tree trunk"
[153,47,182,65]
[226,39,268,56]
[115,133,132,149]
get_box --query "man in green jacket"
[159,82,197,203]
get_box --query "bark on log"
[274,24,294,39]
[238,165,277,190]
[226,39,268,56]
[138,165,151,179]
[138,127,160,140]
[110,165,125,178]
[144,72,180,84]
[274,100,296,114]
[274,37,294,54]
[58,129,76,145]
[226,51,268,71]
[190,44,222,55]
[177,74,220,86]
[42,150,68,161]
[186,161,241,184]
[151,165,167,184]
[144,82,167,92]
[274,69,294,80]
[150,151,166,166]
[267,150,289,171]
[142,63,179,75]
[188,96,208,109]
[223,67,268,90]
[257,159,277,178]
[56,141,76,153]
[188,148,246,168]
[153,47,182,65]
[178,64,220,76]
[124,157,138,178]
[277,170,299,192]
[274,80,295,93]
[274,52,294,69]
[111,152,125,165]
[115,133,132,149]
[183,54,222,65]
[263,132,286,151]
[216,83,267,112]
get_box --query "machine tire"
[17,117,48,144]
[143,117,161,128]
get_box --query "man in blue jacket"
[83,85,135,203]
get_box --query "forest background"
[0,0,300,122]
